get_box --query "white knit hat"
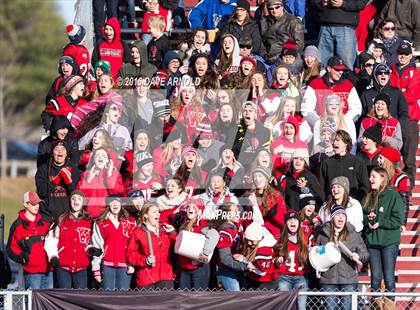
[292,148,309,166]
[179,75,196,96]
[244,222,263,241]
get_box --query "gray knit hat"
[303,45,321,62]
[330,176,350,194]
[252,165,271,180]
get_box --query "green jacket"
[363,187,404,248]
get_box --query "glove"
[19,238,32,252]
[19,252,30,265]
[87,247,103,257]
[51,173,62,185]
[59,166,73,185]
[50,256,59,268]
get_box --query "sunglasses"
[383,27,395,31]
[364,63,375,67]
[239,44,252,49]
[376,71,390,75]
[268,5,282,11]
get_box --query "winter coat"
[317,222,369,284]
[319,152,369,201]
[221,19,262,54]
[146,115,187,149]
[63,43,90,77]
[91,17,130,80]
[118,40,158,82]
[318,197,364,232]
[45,60,79,104]
[126,223,176,287]
[313,0,369,28]
[188,0,237,30]
[363,186,404,248]
[358,116,403,150]
[147,34,171,69]
[260,12,304,64]
[37,115,80,168]
[7,211,51,273]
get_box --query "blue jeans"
[318,25,357,70]
[126,0,136,22]
[56,268,87,289]
[217,267,246,291]
[321,283,358,310]
[102,266,131,290]
[278,275,308,310]
[24,272,53,289]
[369,244,399,292]
[179,264,210,290]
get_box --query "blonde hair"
[148,15,165,32]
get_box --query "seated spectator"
[77,148,124,218]
[259,0,304,64]
[118,41,158,87]
[37,115,79,168]
[379,0,419,50]
[36,141,80,221]
[46,56,79,104]
[318,176,364,232]
[302,56,362,128]
[373,18,404,65]
[232,101,271,168]
[317,205,369,309]
[188,0,237,30]
[63,24,90,78]
[358,93,403,150]
[389,42,419,190]
[42,75,88,131]
[147,16,170,69]
[156,176,188,224]
[367,39,386,64]
[281,148,325,212]
[91,17,130,81]
[313,94,357,151]
[221,0,262,54]
[319,129,369,201]
[178,28,211,67]
[215,34,242,76]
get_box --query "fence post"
[4,292,12,310]
[351,292,358,310]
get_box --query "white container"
[309,242,341,277]
[175,230,213,261]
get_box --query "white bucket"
[309,242,341,276]
[175,230,213,261]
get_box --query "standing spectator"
[389,42,420,190]
[301,56,362,128]
[156,176,189,224]
[373,19,404,65]
[7,192,52,289]
[379,0,420,50]
[92,0,118,42]
[91,17,130,81]
[357,123,383,173]
[363,167,404,293]
[300,45,324,90]
[314,0,368,69]
[44,191,91,289]
[141,0,173,45]
[46,56,79,104]
[354,52,375,96]
[215,34,242,76]
[91,195,136,290]
[317,205,369,310]
[126,203,177,289]
[178,28,211,66]
[222,0,262,54]
[63,24,90,78]
[259,0,304,64]
[283,0,305,20]
[147,16,171,69]
[319,130,369,201]
[36,141,80,221]
[188,0,237,30]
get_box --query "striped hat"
[66,24,86,44]
[196,117,212,139]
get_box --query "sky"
[55,0,74,24]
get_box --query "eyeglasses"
[268,5,282,11]
[383,27,395,31]
[239,44,252,49]
[364,63,375,67]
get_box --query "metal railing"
[0,291,31,310]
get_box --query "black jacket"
[37,116,80,168]
[222,19,262,54]
[319,152,369,201]
[284,169,325,211]
[35,160,80,221]
[313,0,369,27]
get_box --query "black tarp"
[32,289,298,310]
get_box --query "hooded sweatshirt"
[215,34,242,76]
[119,40,158,82]
[46,57,79,104]
[92,17,129,81]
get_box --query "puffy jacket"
[91,17,130,80]
[317,222,369,284]
[313,0,369,28]
[7,211,51,273]
[363,186,404,248]
[389,64,420,121]
[260,12,304,64]
[126,223,176,287]
[221,19,262,54]
[359,116,403,150]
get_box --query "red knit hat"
[240,56,257,69]
[380,147,401,164]
[282,38,298,57]
[181,146,198,160]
